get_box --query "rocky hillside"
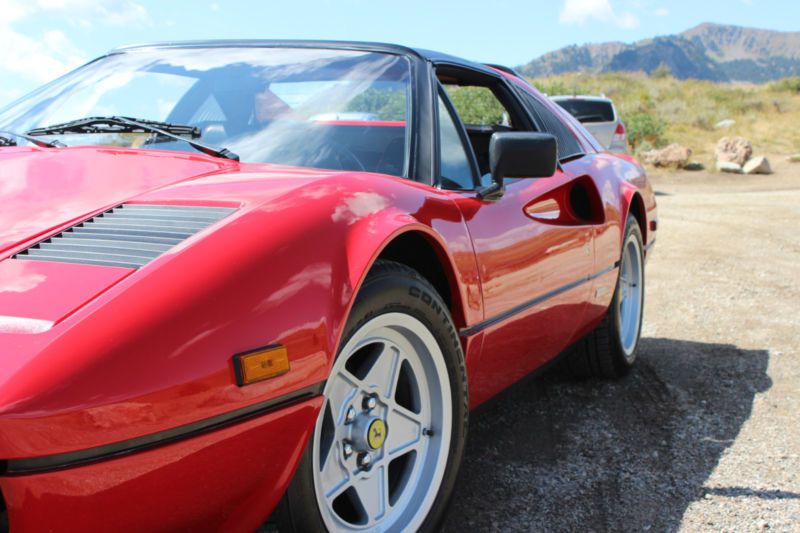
[519,23,800,82]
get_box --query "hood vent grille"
[14,204,236,269]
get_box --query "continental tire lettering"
[408,286,443,315]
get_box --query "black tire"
[564,214,645,379]
[277,260,468,532]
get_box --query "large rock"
[716,160,742,173]
[715,136,753,166]
[641,143,692,169]
[743,156,772,175]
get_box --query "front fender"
[0,172,478,466]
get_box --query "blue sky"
[1,0,798,106]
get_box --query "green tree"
[445,86,507,125]
[346,88,407,120]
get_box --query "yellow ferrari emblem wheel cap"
[367,419,387,449]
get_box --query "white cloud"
[0,0,149,91]
[2,0,149,26]
[559,0,639,29]
[654,7,669,17]
[0,26,85,82]
[35,0,149,26]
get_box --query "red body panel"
[0,146,233,258]
[0,59,656,532]
[452,171,594,406]
[0,261,132,324]
[1,398,321,533]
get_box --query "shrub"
[623,111,667,151]
[769,77,800,93]
[445,86,507,124]
[651,63,673,79]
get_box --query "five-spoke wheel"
[278,260,467,533]
[313,313,452,531]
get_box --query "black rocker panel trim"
[459,262,619,337]
[1,382,324,476]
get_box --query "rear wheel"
[278,260,468,532]
[565,214,645,378]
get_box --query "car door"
[435,72,596,404]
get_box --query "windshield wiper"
[28,116,239,161]
[0,130,65,148]
[28,117,200,138]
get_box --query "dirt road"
[443,159,800,532]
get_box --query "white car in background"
[550,95,628,154]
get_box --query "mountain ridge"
[518,23,800,82]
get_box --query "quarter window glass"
[438,96,475,190]
[519,90,584,160]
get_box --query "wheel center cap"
[367,419,387,450]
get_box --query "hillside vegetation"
[519,23,800,82]
[530,72,800,161]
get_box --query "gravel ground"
[442,159,800,532]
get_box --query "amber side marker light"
[233,345,290,386]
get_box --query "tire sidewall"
[610,215,645,370]
[279,263,468,532]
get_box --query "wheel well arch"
[373,230,466,329]
[628,192,647,244]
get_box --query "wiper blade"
[28,116,239,161]
[28,116,201,138]
[0,130,64,148]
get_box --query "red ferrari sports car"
[0,41,656,532]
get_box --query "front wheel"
[565,214,645,378]
[278,260,468,532]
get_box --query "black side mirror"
[479,132,558,200]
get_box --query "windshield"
[0,47,412,176]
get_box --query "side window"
[438,95,476,190]
[442,85,512,127]
[518,89,584,160]
[438,76,530,181]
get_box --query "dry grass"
[530,72,800,163]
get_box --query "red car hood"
[0,146,237,257]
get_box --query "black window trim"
[431,62,539,192]
[510,84,587,163]
[434,83,481,191]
